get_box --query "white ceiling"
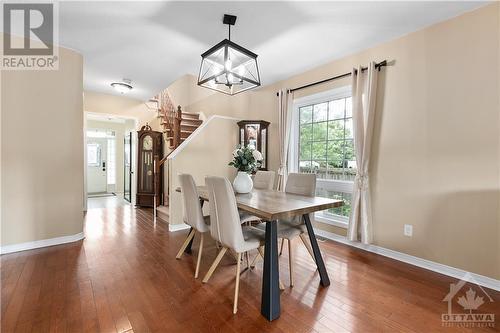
[58,1,487,101]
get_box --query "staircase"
[152,90,203,223]
[155,90,202,149]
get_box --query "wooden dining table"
[176,186,343,321]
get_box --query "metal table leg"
[261,221,280,321]
[303,214,330,287]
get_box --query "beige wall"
[168,117,240,226]
[1,46,84,246]
[167,4,500,279]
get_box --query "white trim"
[1,232,85,255]
[317,178,354,193]
[314,214,348,229]
[168,223,191,232]
[167,115,240,160]
[314,228,500,292]
[293,85,351,107]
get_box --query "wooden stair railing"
[152,89,203,223]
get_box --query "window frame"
[289,86,353,229]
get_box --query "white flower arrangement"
[229,145,263,173]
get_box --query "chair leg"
[233,253,241,314]
[288,238,294,287]
[279,238,285,256]
[202,247,227,283]
[250,246,263,268]
[245,252,250,269]
[258,246,285,290]
[299,234,316,263]
[194,233,204,278]
[176,229,195,259]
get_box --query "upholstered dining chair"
[202,176,266,314]
[175,174,210,279]
[239,170,276,225]
[256,173,317,287]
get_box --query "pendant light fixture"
[197,14,261,95]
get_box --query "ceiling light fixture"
[197,14,261,95]
[111,78,133,94]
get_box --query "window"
[87,143,101,167]
[107,138,116,185]
[291,87,355,227]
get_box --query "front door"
[87,138,107,194]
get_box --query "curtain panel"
[347,62,378,244]
[276,89,294,191]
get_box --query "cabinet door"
[139,135,154,193]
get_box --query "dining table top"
[176,186,343,220]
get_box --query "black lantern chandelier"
[197,14,261,95]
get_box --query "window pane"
[345,97,352,118]
[299,106,312,124]
[312,121,327,141]
[328,99,345,120]
[327,140,343,167]
[313,160,328,179]
[343,139,356,181]
[87,144,100,166]
[299,160,318,173]
[317,190,353,218]
[107,139,116,185]
[299,142,312,161]
[300,123,312,142]
[312,142,327,160]
[345,118,353,139]
[313,103,328,122]
[328,120,345,140]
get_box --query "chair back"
[179,174,209,233]
[285,173,316,196]
[253,170,276,190]
[205,176,246,251]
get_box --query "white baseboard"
[1,232,85,255]
[168,223,191,232]
[314,228,500,292]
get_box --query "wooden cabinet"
[237,120,270,170]
[136,125,163,207]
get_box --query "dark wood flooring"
[1,203,499,332]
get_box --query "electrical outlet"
[404,224,413,237]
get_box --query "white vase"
[233,171,253,194]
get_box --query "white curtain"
[276,89,294,191]
[347,62,378,244]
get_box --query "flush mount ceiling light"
[197,14,261,96]
[111,78,133,94]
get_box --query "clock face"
[143,135,153,150]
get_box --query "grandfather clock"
[136,124,163,207]
[237,120,270,170]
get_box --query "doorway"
[86,130,115,197]
[84,114,137,210]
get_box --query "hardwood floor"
[2,203,499,332]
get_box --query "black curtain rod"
[276,60,387,96]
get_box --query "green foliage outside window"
[298,96,356,218]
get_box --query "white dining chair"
[202,176,266,314]
[175,174,210,279]
[255,173,317,287]
[239,170,276,225]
